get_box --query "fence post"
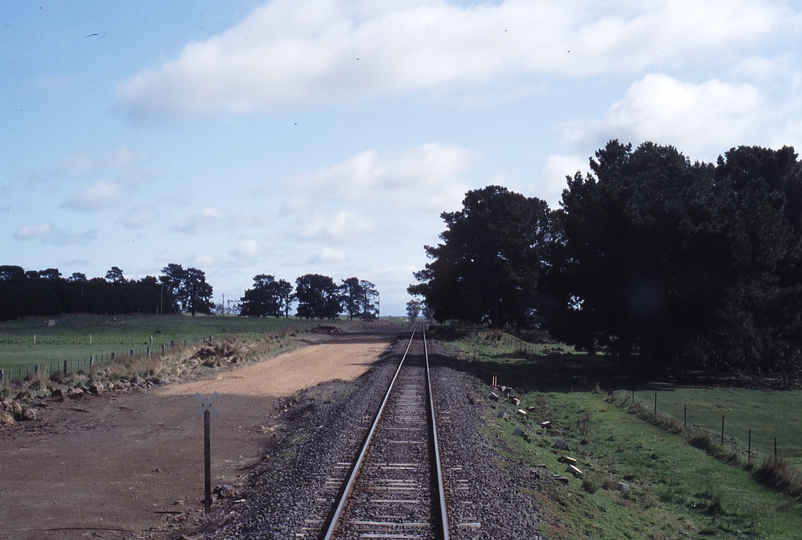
[0,369,3,381]
[63,360,68,375]
[721,416,725,446]
[748,429,752,464]
[90,356,95,368]
[35,365,39,377]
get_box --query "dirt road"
[0,330,397,539]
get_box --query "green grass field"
[625,386,802,472]
[0,314,329,375]
[437,326,802,539]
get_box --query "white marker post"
[194,391,220,513]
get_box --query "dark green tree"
[294,274,342,319]
[159,263,186,313]
[552,140,802,376]
[406,299,421,324]
[340,277,379,320]
[409,185,556,329]
[183,267,214,316]
[240,275,294,317]
[105,266,126,284]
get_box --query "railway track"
[298,325,450,540]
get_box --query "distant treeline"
[0,264,213,321]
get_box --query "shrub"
[582,474,600,494]
[690,429,716,453]
[753,458,802,498]
[50,371,64,384]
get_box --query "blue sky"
[3,0,802,316]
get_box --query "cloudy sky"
[2,0,802,315]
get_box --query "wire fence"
[614,389,802,473]
[0,323,318,383]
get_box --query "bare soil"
[0,330,396,539]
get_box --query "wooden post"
[748,429,752,464]
[63,360,68,375]
[721,416,725,446]
[204,409,211,513]
[0,369,3,381]
[194,392,219,514]
[34,365,39,377]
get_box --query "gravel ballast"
[200,335,541,539]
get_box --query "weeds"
[753,459,802,498]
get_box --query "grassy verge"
[623,386,802,472]
[437,326,802,539]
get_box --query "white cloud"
[231,239,260,258]
[194,255,219,267]
[117,0,789,118]
[282,143,471,212]
[64,180,125,210]
[105,147,141,168]
[122,209,159,229]
[173,207,224,233]
[314,247,347,263]
[295,210,373,241]
[572,73,765,157]
[14,223,54,240]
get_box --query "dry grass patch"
[754,459,802,498]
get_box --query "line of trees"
[410,141,802,378]
[239,273,379,320]
[0,264,214,321]
[0,263,379,323]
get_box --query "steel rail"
[424,323,451,540]
[320,324,419,540]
